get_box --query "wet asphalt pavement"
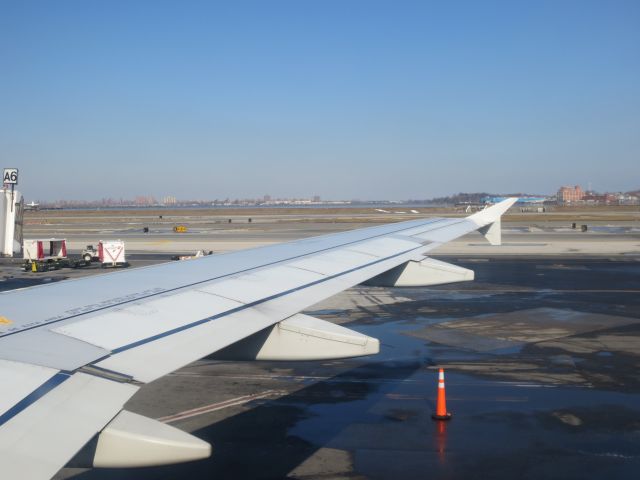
[28,256,640,479]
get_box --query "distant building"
[163,195,177,205]
[134,195,157,206]
[557,185,584,204]
[581,193,617,204]
[618,193,639,205]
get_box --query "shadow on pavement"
[69,359,423,480]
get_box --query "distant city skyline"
[1,1,639,200]
[17,183,639,206]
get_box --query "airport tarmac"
[2,211,639,479]
[39,256,638,480]
[19,207,640,256]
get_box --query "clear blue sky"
[1,1,638,201]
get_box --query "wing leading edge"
[0,198,517,479]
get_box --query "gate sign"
[3,168,18,185]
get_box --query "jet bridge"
[0,186,23,257]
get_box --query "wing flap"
[0,329,110,371]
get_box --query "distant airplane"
[24,201,39,210]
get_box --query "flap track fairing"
[363,257,474,287]
[211,314,379,361]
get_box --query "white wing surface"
[0,198,516,479]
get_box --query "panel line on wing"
[403,218,466,238]
[0,372,71,427]
[286,264,330,276]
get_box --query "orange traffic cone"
[431,368,452,421]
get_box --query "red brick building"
[557,185,584,204]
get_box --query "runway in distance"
[0,198,517,479]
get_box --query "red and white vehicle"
[23,238,67,261]
[98,240,128,268]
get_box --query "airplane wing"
[0,198,516,479]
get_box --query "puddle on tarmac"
[283,313,640,479]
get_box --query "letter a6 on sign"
[3,168,18,184]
